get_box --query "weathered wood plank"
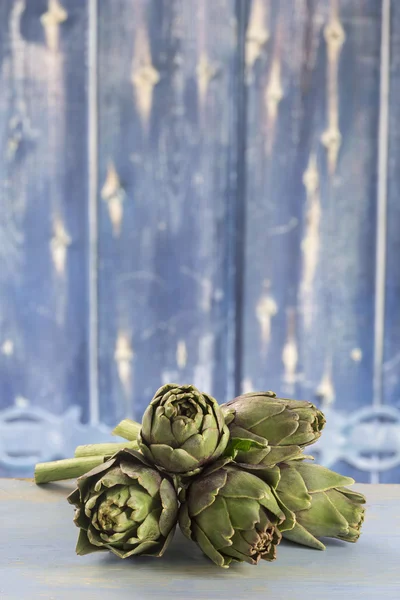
[96,0,239,423]
[381,0,400,484]
[0,1,89,473]
[1,480,399,599]
[1,0,398,485]
[240,0,382,481]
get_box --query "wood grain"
[96,0,239,424]
[382,0,400,484]
[1,0,400,484]
[0,479,399,599]
[240,0,382,482]
[0,1,89,417]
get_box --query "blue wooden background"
[1,0,399,483]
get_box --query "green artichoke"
[240,459,366,550]
[67,449,178,558]
[179,459,295,568]
[138,383,230,477]
[221,391,325,463]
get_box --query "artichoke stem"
[112,419,141,441]
[34,456,105,485]
[74,441,138,458]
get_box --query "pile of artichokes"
[35,383,366,568]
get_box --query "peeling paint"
[176,340,187,369]
[201,279,213,313]
[316,357,335,408]
[7,1,38,164]
[41,0,68,52]
[245,0,269,77]
[265,56,283,153]
[10,1,25,56]
[282,309,298,391]
[256,292,278,353]
[242,377,254,394]
[131,27,160,127]
[7,115,26,161]
[193,334,214,394]
[15,396,29,408]
[321,1,345,175]
[264,51,283,156]
[196,53,219,108]
[101,162,126,237]
[50,217,71,275]
[300,154,321,329]
[1,340,14,356]
[114,332,134,398]
[351,348,363,362]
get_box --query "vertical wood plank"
[0,0,89,469]
[382,0,400,483]
[240,0,381,481]
[88,0,100,426]
[97,0,239,423]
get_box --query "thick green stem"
[112,419,141,441]
[74,441,138,458]
[34,456,105,485]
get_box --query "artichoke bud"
[221,392,325,459]
[276,461,366,550]
[178,462,295,568]
[138,383,230,477]
[67,449,178,559]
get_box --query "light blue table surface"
[1,481,399,599]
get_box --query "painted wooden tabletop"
[1,481,399,600]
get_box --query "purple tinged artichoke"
[67,449,178,558]
[138,384,230,477]
[221,391,325,464]
[238,458,366,550]
[178,459,295,568]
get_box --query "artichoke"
[276,461,366,549]
[179,459,295,568]
[240,459,366,550]
[67,449,178,558]
[138,383,230,477]
[221,391,325,463]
